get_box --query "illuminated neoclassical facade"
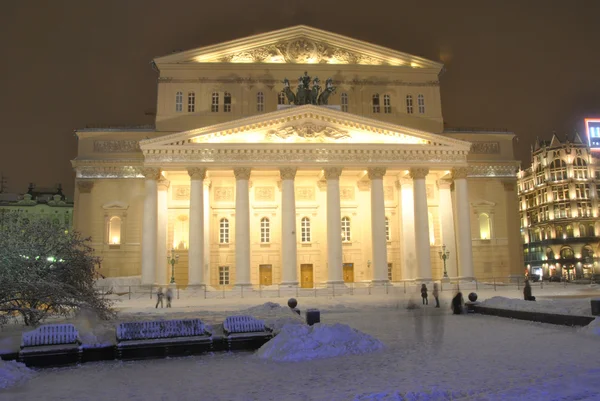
[72,26,522,287]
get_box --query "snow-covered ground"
[2,285,600,400]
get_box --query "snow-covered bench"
[19,324,82,367]
[223,315,273,350]
[116,319,212,360]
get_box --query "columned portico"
[369,167,388,283]
[453,167,475,279]
[280,167,299,286]
[324,167,344,284]
[141,168,160,285]
[156,177,170,285]
[188,167,206,286]
[234,167,251,286]
[438,179,458,278]
[410,167,432,281]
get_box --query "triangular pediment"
[140,105,471,150]
[154,25,443,70]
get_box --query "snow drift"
[0,359,35,389]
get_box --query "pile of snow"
[0,360,35,389]
[256,323,384,362]
[581,317,600,336]
[480,296,592,316]
[239,302,304,332]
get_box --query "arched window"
[573,157,588,179]
[417,94,425,114]
[549,159,567,181]
[211,92,219,112]
[385,217,390,241]
[187,92,195,112]
[479,213,491,239]
[109,216,122,244]
[589,224,595,236]
[175,91,183,112]
[224,92,232,112]
[256,91,264,112]
[579,224,587,237]
[341,216,351,242]
[301,217,311,243]
[341,93,348,112]
[278,92,286,105]
[372,94,380,113]
[260,217,270,243]
[560,247,574,260]
[546,248,555,260]
[566,224,574,237]
[219,218,229,244]
[383,94,391,114]
[406,95,413,114]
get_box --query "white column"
[203,180,211,286]
[188,168,206,286]
[280,167,298,286]
[156,178,169,285]
[369,167,388,282]
[453,167,475,279]
[438,179,458,279]
[234,167,251,286]
[399,178,416,280]
[410,167,432,281]
[141,168,160,286]
[325,167,344,283]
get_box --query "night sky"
[2,1,600,198]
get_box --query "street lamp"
[439,244,450,279]
[168,248,180,284]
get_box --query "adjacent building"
[0,183,73,228]
[518,133,600,281]
[72,26,522,287]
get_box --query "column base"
[327,280,345,285]
[414,277,433,282]
[371,279,390,285]
[280,282,299,287]
[457,276,476,282]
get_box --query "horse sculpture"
[282,78,296,104]
[282,73,335,106]
[317,78,336,105]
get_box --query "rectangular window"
[278,92,286,105]
[406,95,413,114]
[417,94,425,113]
[301,217,311,243]
[219,219,229,244]
[385,217,390,241]
[341,93,348,112]
[187,92,195,113]
[219,266,230,285]
[372,94,380,113]
[260,218,270,243]
[387,263,393,281]
[224,92,232,112]
[383,94,391,114]
[211,92,219,113]
[256,92,264,112]
[175,91,183,112]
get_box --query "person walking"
[421,283,428,305]
[166,288,173,308]
[451,291,464,314]
[432,283,440,308]
[155,287,164,309]
[523,280,536,301]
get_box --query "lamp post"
[167,248,179,284]
[439,244,450,279]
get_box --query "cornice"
[158,77,439,87]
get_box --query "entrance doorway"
[259,264,272,286]
[343,263,354,283]
[300,264,314,288]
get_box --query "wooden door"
[300,264,314,288]
[343,263,354,283]
[259,264,272,286]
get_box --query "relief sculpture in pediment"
[266,123,351,142]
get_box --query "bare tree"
[0,212,114,326]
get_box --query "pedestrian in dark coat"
[451,292,464,315]
[432,283,440,308]
[523,280,535,301]
[421,284,428,305]
[155,287,164,309]
[166,288,173,308]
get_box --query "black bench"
[116,319,212,360]
[223,315,273,351]
[19,324,81,367]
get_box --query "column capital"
[76,180,94,193]
[409,167,429,180]
[204,179,212,189]
[141,167,161,180]
[280,167,297,180]
[188,167,207,180]
[324,167,343,180]
[437,179,452,190]
[452,167,469,180]
[367,167,387,180]
[157,178,170,190]
[233,167,251,180]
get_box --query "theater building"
[72,26,522,287]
